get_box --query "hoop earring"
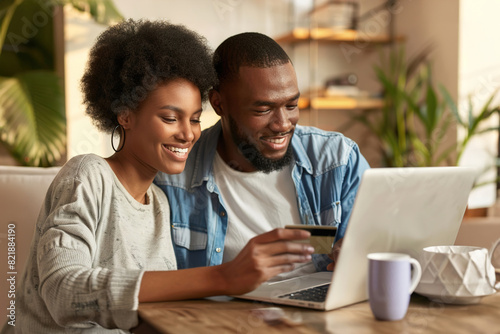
[111,124,126,152]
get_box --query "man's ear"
[209,89,224,117]
[117,110,133,130]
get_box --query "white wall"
[458,0,500,208]
[65,7,113,158]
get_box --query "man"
[155,32,369,274]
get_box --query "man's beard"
[228,115,293,174]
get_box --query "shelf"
[299,96,383,110]
[275,28,404,44]
[298,97,310,110]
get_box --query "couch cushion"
[0,166,60,323]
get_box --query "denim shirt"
[154,121,370,271]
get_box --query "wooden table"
[136,291,500,334]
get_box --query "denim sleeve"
[314,143,370,272]
[337,143,370,241]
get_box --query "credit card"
[285,225,337,254]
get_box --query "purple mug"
[367,253,422,321]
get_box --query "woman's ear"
[209,89,224,117]
[117,110,132,130]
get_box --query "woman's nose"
[177,121,195,142]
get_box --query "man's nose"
[270,108,292,132]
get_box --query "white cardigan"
[15,154,176,334]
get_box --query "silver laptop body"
[234,167,477,310]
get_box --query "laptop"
[233,167,477,310]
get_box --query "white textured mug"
[416,245,497,303]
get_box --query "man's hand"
[326,237,344,271]
[218,228,314,295]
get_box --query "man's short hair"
[213,32,291,88]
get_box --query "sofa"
[0,166,60,326]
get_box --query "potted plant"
[355,45,500,169]
[440,88,500,166]
[0,0,123,166]
[354,45,500,217]
[442,88,500,217]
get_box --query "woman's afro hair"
[81,19,216,133]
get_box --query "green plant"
[355,45,500,169]
[355,45,452,167]
[441,87,500,166]
[0,0,123,166]
[402,65,454,167]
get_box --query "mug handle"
[489,238,500,265]
[487,240,500,290]
[408,258,422,294]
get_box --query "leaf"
[382,130,407,167]
[401,88,419,115]
[410,135,430,167]
[0,0,18,14]
[477,126,500,135]
[39,0,123,25]
[440,85,463,126]
[467,96,474,133]
[0,70,66,166]
[0,0,23,59]
[424,84,438,136]
[471,90,500,129]
[406,43,433,79]
[65,0,123,25]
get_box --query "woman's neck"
[105,153,157,204]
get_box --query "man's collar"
[190,121,222,189]
[191,122,314,190]
[291,125,313,175]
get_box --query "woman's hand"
[218,228,314,295]
[140,228,314,302]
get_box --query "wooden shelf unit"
[276,27,401,112]
[275,28,404,44]
[299,96,383,110]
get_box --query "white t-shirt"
[213,152,316,279]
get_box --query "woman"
[12,19,313,333]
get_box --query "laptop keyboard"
[278,284,330,302]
